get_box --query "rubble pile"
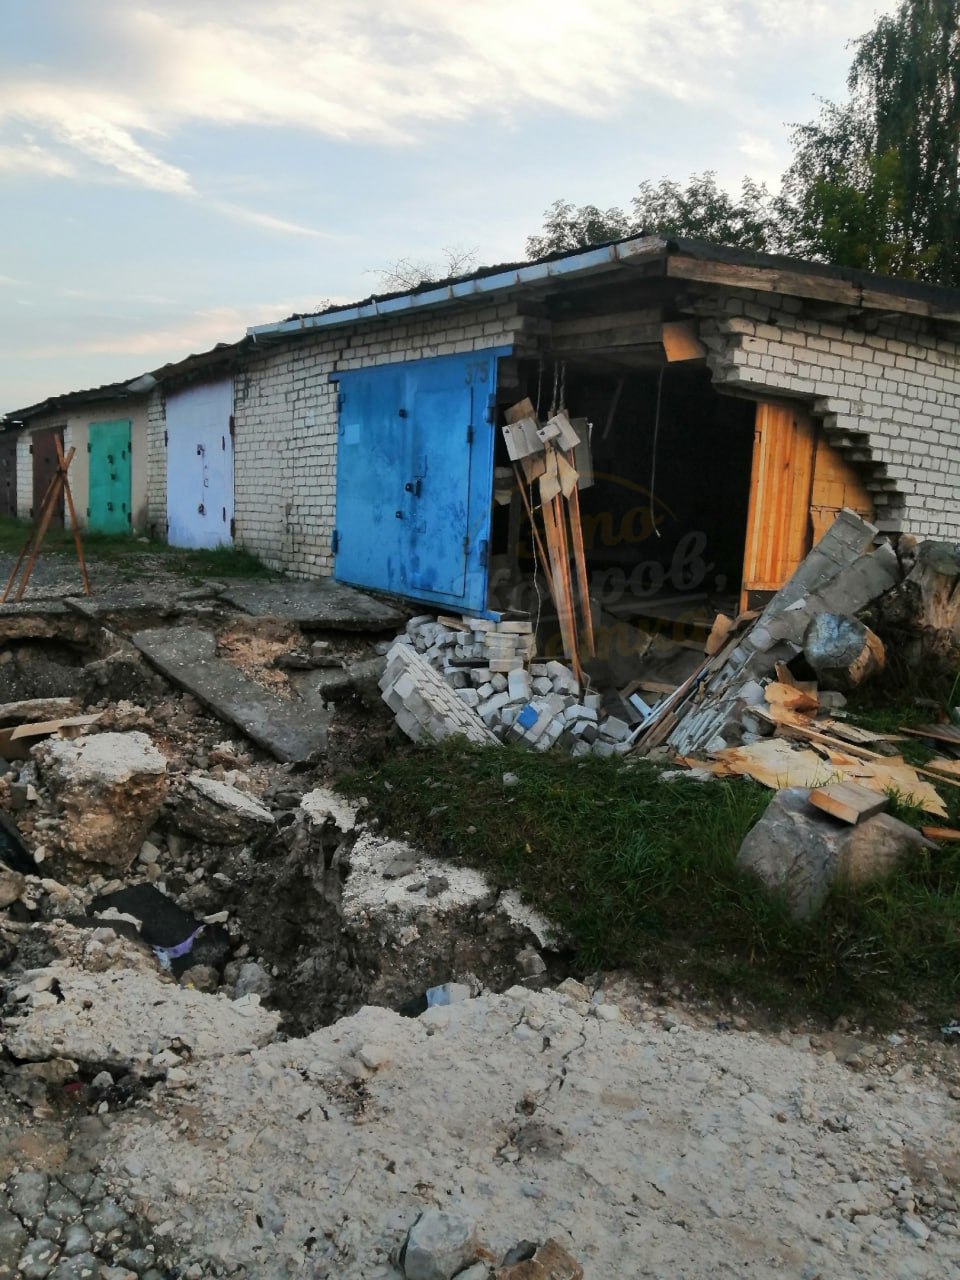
[382,617,635,756]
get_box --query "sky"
[0,0,898,413]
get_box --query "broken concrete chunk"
[802,613,885,690]
[403,1209,479,1280]
[300,786,359,832]
[0,864,27,908]
[35,731,167,871]
[736,787,934,918]
[2,968,279,1069]
[173,775,274,845]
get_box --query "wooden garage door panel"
[742,401,816,597]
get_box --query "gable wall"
[699,289,960,538]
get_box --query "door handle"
[404,478,422,496]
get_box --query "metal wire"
[649,364,665,540]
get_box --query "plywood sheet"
[810,435,874,542]
[686,737,947,816]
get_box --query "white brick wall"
[15,433,32,519]
[146,388,167,535]
[699,291,960,537]
[230,301,526,578]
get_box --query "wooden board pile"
[677,666,960,819]
[501,397,594,682]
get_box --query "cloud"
[0,0,900,198]
[210,201,334,239]
[0,143,76,178]
[17,298,345,362]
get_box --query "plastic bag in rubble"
[425,982,471,1008]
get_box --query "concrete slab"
[220,580,405,631]
[131,625,329,762]
[64,580,225,622]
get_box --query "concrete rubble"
[33,732,168,871]
[663,510,901,756]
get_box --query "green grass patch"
[340,741,960,1023]
[0,516,276,579]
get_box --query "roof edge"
[246,236,670,340]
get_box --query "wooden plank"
[662,320,707,362]
[548,325,662,354]
[0,713,101,760]
[505,398,537,425]
[921,827,960,843]
[809,781,889,825]
[564,459,595,659]
[693,737,948,815]
[764,681,819,714]
[539,480,579,667]
[740,401,816,610]
[665,253,960,325]
[898,724,960,747]
[810,434,874,541]
[927,757,960,778]
[666,255,861,305]
[704,613,735,656]
[550,308,661,339]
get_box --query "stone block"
[736,787,934,918]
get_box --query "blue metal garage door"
[333,347,508,612]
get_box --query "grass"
[339,736,960,1025]
[0,516,277,579]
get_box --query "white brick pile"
[383,615,637,756]
[379,642,499,746]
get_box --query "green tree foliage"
[525,200,632,258]
[526,2,960,284]
[631,173,777,250]
[781,0,960,282]
[525,173,776,259]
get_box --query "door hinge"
[466,425,474,444]
[337,392,345,410]
[230,517,236,538]
[87,442,91,453]
[479,539,489,568]
[28,444,33,455]
[485,395,496,424]
[463,535,470,555]
[332,528,340,554]
[86,507,90,517]
[164,429,168,447]
[229,414,236,438]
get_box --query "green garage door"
[89,419,132,533]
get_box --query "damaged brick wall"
[699,291,960,539]
[230,301,529,580]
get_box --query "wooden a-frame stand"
[2,438,91,604]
